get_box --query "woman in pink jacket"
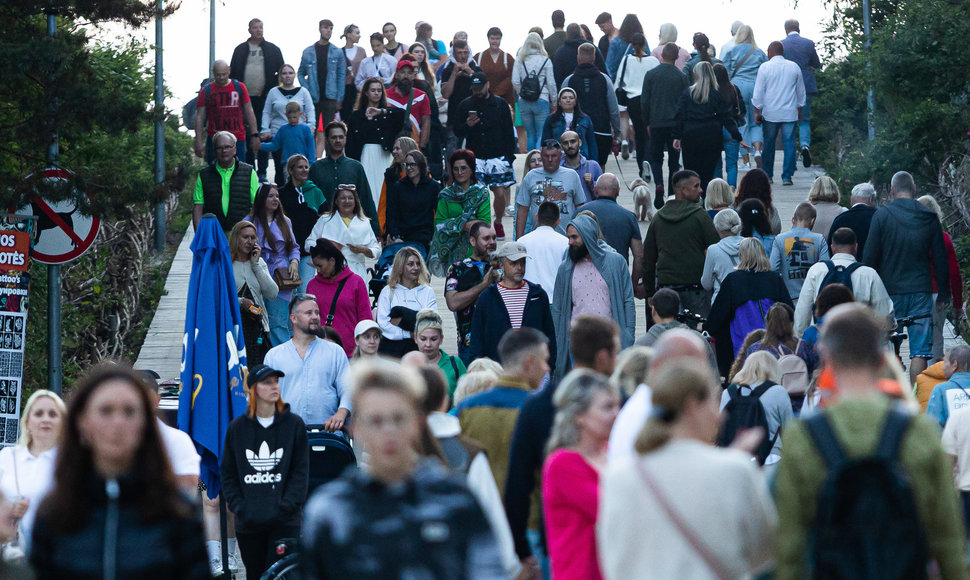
[306,238,373,358]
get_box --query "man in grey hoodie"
[863,171,949,383]
[551,214,636,378]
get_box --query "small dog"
[630,178,655,222]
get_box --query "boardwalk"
[135,151,962,381]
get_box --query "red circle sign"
[22,168,101,265]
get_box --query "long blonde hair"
[18,390,67,448]
[736,237,771,272]
[733,25,757,49]
[388,246,431,289]
[689,61,715,104]
[635,362,718,454]
[517,32,547,60]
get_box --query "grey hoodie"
[551,215,636,378]
[701,235,742,302]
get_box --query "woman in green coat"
[428,149,491,277]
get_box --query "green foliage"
[812,0,970,193]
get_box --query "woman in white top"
[229,221,279,364]
[0,389,66,557]
[376,246,437,358]
[512,32,557,152]
[616,32,659,179]
[598,362,777,580]
[306,185,381,279]
[260,64,315,185]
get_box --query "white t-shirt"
[257,415,275,428]
[157,418,201,477]
[607,384,653,464]
[942,407,970,490]
[0,445,56,550]
[515,167,585,236]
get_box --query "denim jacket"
[298,42,346,103]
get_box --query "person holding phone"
[229,221,279,364]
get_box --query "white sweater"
[306,213,382,280]
[512,54,558,104]
[261,86,316,134]
[616,54,660,99]
[376,283,437,341]
[233,258,279,331]
[598,439,777,579]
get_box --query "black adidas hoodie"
[221,405,309,532]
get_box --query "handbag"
[273,267,301,291]
[614,54,630,107]
[238,283,271,363]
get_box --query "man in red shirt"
[385,60,431,150]
[194,60,262,165]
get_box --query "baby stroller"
[305,426,357,493]
[367,241,428,307]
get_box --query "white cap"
[354,319,382,338]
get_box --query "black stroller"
[305,425,357,493]
[367,241,429,307]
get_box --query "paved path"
[135,151,963,381]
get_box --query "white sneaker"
[228,551,241,573]
[504,205,515,217]
[209,556,224,577]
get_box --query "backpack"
[776,345,809,396]
[818,260,862,295]
[717,382,777,465]
[519,58,548,102]
[804,409,928,580]
[729,298,773,357]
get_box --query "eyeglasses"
[453,165,470,172]
[337,184,357,191]
[541,139,562,149]
[403,162,418,168]
[214,145,236,151]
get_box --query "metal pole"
[208,0,216,75]
[219,495,230,576]
[863,0,876,141]
[47,6,62,396]
[154,0,166,252]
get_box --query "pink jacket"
[542,449,603,580]
[306,267,372,357]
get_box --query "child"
[260,101,316,177]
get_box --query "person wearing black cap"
[453,72,518,240]
[220,364,309,580]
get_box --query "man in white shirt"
[355,33,398,88]
[514,139,586,238]
[140,370,201,491]
[518,201,568,302]
[264,295,351,431]
[793,227,895,336]
[752,41,805,186]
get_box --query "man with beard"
[307,120,380,236]
[445,222,500,365]
[386,60,432,151]
[263,295,351,432]
[559,130,602,202]
[551,214,635,378]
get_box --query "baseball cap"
[396,59,416,71]
[493,242,527,262]
[247,364,285,388]
[354,319,382,338]
[470,71,488,86]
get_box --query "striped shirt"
[497,282,530,329]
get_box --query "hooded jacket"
[552,38,608,88]
[551,215,636,377]
[220,405,309,533]
[642,199,720,296]
[863,197,949,300]
[701,235,742,302]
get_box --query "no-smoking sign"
[19,168,100,265]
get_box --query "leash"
[612,151,634,191]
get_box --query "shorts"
[476,157,516,188]
[891,292,934,358]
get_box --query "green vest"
[199,162,255,231]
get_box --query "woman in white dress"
[0,389,66,558]
[306,184,381,279]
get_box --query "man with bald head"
[582,173,643,283]
[752,40,805,186]
[194,59,262,164]
[608,328,717,463]
[560,130,602,202]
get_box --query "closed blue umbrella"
[178,215,248,499]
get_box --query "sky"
[99,0,832,110]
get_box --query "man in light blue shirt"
[927,345,970,429]
[264,295,351,431]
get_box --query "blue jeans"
[526,529,551,580]
[265,295,292,348]
[734,79,763,146]
[761,120,797,181]
[298,255,316,295]
[205,136,247,165]
[798,94,813,148]
[518,98,550,152]
[892,293,934,359]
[719,127,741,187]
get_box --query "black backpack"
[804,409,928,580]
[817,260,862,295]
[519,58,548,102]
[716,382,777,465]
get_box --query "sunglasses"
[337,184,357,191]
[541,139,562,149]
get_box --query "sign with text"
[0,217,33,447]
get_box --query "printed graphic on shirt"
[528,179,571,218]
[945,389,970,416]
[245,441,284,483]
[783,237,820,282]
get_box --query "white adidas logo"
[244,441,284,484]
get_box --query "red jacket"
[930,232,964,309]
[306,267,372,357]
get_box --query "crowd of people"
[2,9,970,580]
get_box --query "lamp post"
[863,0,875,141]
[154,0,166,252]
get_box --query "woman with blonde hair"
[610,346,652,398]
[513,32,557,152]
[0,390,66,557]
[706,237,792,377]
[722,25,767,168]
[651,23,690,69]
[229,220,279,364]
[807,175,845,235]
[452,370,500,406]
[705,178,735,220]
[543,370,620,580]
[376,246,437,358]
[672,62,745,193]
[306,184,381,279]
[598,362,776,579]
[413,309,466,395]
[719,350,793,463]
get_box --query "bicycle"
[889,314,932,371]
[259,538,299,580]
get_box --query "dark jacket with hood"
[453,92,517,161]
[468,281,556,368]
[642,199,720,296]
[552,38,607,88]
[221,405,309,532]
[230,39,285,98]
[863,197,949,300]
[565,63,614,134]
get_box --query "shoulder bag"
[614,55,630,106]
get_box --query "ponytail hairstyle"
[634,362,718,454]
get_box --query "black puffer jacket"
[30,476,209,580]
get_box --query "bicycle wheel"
[260,554,300,580]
